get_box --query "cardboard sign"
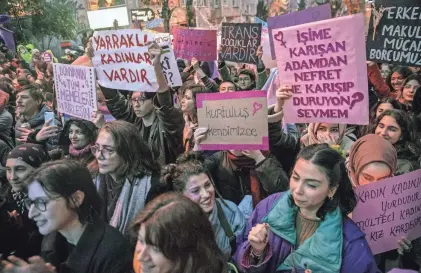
[268,4,332,60]
[91,29,158,92]
[154,33,174,47]
[41,51,53,63]
[196,91,269,150]
[272,14,369,125]
[131,8,155,23]
[160,45,182,87]
[53,63,97,121]
[220,23,262,64]
[366,0,421,66]
[173,28,217,61]
[353,170,421,255]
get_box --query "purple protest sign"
[196,91,268,150]
[53,63,98,121]
[272,14,369,125]
[352,169,421,255]
[173,28,217,61]
[268,4,331,60]
[387,270,418,273]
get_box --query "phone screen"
[44,112,55,126]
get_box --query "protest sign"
[268,4,331,60]
[53,63,97,121]
[154,33,174,47]
[41,51,53,63]
[160,45,182,87]
[173,28,217,61]
[366,0,421,66]
[196,91,268,150]
[272,14,369,125]
[220,23,262,64]
[353,170,421,255]
[91,29,158,92]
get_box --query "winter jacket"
[205,152,289,205]
[41,219,132,273]
[100,86,185,165]
[234,192,380,273]
[16,104,61,150]
[367,63,397,99]
[395,144,420,176]
[210,198,246,260]
[0,108,13,148]
[0,139,11,182]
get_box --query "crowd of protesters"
[0,19,420,273]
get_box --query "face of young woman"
[6,158,35,192]
[183,173,215,214]
[357,162,392,186]
[375,103,393,119]
[180,89,195,113]
[135,225,175,273]
[316,123,340,140]
[290,159,336,218]
[219,82,236,93]
[94,131,123,177]
[131,92,154,118]
[390,72,405,92]
[375,116,402,145]
[69,124,90,150]
[27,181,79,235]
[402,79,420,103]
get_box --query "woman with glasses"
[1,160,132,273]
[1,144,49,259]
[90,120,166,235]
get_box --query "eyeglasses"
[238,77,251,82]
[23,197,60,212]
[129,97,148,105]
[90,145,115,159]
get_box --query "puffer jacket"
[395,144,420,176]
[209,198,246,260]
[234,192,380,273]
[100,86,184,165]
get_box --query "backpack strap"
[215,200,237,255]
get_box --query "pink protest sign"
[173,28,217,61]
[352,169,421,255]
[196,91,268,150]
[272,14,369,125]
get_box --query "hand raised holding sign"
[148,42,163,64]
[275,85,293,113]
[91,109,105,129]
[147,42,168,93]
[397,237,412,256]
[193,127,208,151]
[256,46,263,60]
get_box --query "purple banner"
[353,170,421,255]
[0,27,16,52]
[268,4,331,60]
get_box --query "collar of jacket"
[262,191,343,273]
[41,220,106,273]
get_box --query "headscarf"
[8,143,49,168]
[348,134,398,185]
[300,123,347,146]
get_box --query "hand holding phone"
[44,112,55,126]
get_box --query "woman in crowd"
[374,109,420,174]
[1,160,132,273]
[131,192,227,273]
[348,134,420,272]
[234,144,379,273]
[91,120,165,235]
[355,97,403,139]
[386,66,412,96]
[161,152,246,260]
[179,83,208,152]
[397,74,421,113]
[0,143,49,259]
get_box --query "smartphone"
[44,111,55,126]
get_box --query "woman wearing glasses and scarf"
[1,160,132,273]
[1,144,49,259]
[89,120,167,236]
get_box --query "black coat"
[41,220,132,273]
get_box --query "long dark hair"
[131,192,227,273]
[95,120,160,178]
[25,160,102,223]
[290,144,357,220]
[386,66,412,92]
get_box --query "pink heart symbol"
[253,102,263,115]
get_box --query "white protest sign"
[53,63,97,121]
[154,34,181,87]
[92,29,158,92]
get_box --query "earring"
[328,196,333,200]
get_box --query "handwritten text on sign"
[91,29,158,92]
[272,14,369,125]
[353,170,421,255]
[53,64,97,121]
[220,23,262,64]
[173,28,217,61]
[366,0,421,66]
[196,91,268,150]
